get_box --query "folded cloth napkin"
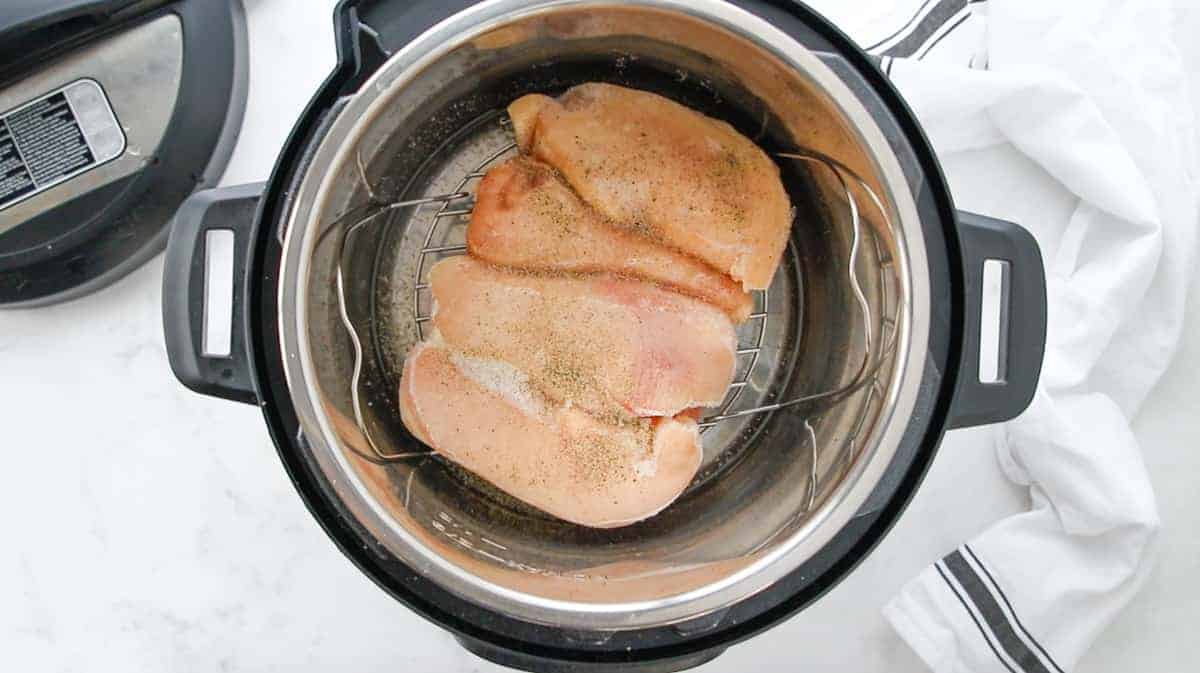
[802,1,1199,671]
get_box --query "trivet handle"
[162,183,264,405]
[948,211,1048,428]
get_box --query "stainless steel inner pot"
[276,0,929,630]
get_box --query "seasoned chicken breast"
[399,342,703,528]
[467,157,754,321]
[508,82,792,290]
[429,256,736,418]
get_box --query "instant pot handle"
[162,183,264,405]
[947,211,1047,428]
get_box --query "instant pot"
[162,1,1047,670]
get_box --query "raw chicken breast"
[508,82,792,291]
[468,157,754,322]
[429,256,736,418]
[399,342,703,528]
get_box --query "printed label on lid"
[0,79,125,212]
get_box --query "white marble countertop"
[3,2,1197,671]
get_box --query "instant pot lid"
[0,0,247,308]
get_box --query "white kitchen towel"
[800,1,1199,672]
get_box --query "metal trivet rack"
[333,119,899,467]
